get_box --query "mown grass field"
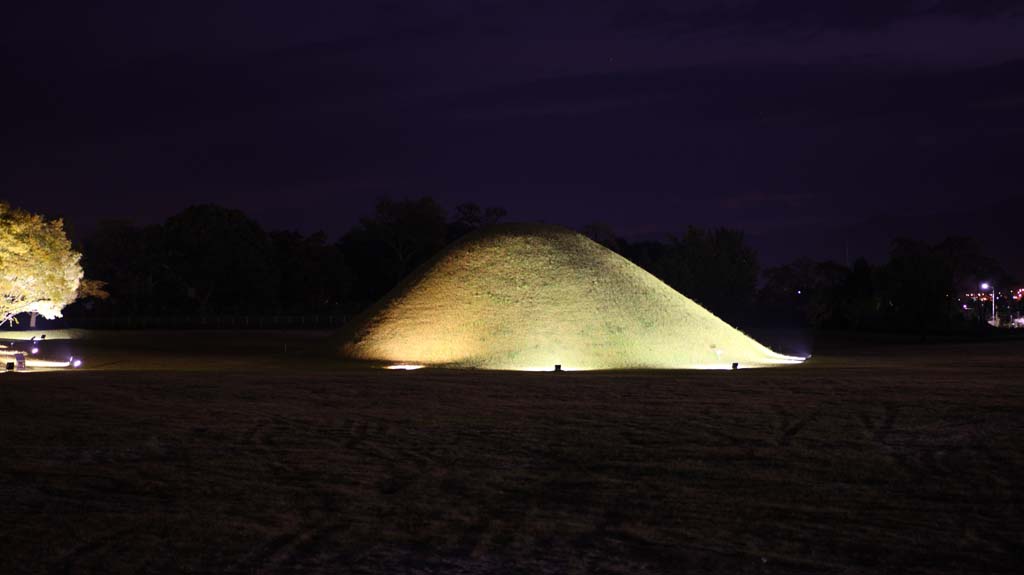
[1,331,1022,574]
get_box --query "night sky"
[5,2,1024,272]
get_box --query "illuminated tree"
[0,202,83,326]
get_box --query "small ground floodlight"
[554,364,562,372]
[5,362,13,371]
[732,362,739,370]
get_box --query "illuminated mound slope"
[338,224,803,370]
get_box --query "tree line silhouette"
[70,197,1015,333]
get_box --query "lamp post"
[981,282,996,325]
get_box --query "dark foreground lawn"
[1,332,1022,574]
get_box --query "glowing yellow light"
[0,356,76,370]
[28,359,76,369]
[386,364,425,370]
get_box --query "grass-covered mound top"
[338,223,802,370]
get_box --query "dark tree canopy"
[84,221,180,315]
[70,199,1015,335]
[163,205,277,314]
[448,203,508,242]
[271,230,350,314]
[600,226,760,324]
[339,197,449,304]
[759,236,1012,333]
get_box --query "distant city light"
[979,283,996,324]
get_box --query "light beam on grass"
[1,343,83,371]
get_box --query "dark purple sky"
[4,1,1024,271]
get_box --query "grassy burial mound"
[338,224,802,370]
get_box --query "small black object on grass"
[554,364,562,372]
[732,362,739,370]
